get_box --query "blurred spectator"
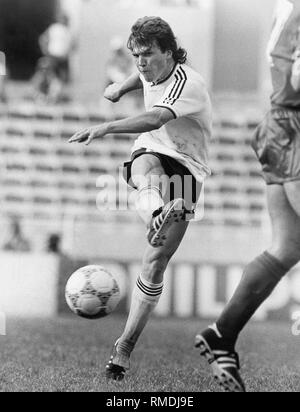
[39,14,75,83]
[37,14,76,102]
[47,234,62,254]
[105,36,134,87]
[32,57,62,104]
[3,217,31,253]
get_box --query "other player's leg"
[196,184,300,392]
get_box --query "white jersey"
[132,63,212,182]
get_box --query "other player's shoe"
[105,340,130,381]
[195,326,246,393]
[147,198,186,248]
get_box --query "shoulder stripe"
[163,66,187,106]
[170,69,184,102]
[171,66,187,106]
[163,72,181,105]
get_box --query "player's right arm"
[104,72,143,103]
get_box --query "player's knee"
[131,155,164,190]
[131,174,151,191]
[142,251,172,283]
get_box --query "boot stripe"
[218,359,237,365]
[213,350,230,355]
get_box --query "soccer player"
[69,16,212,380]
[196,0,300,393]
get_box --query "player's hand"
[104,83,122,103]
[68,124,108,146]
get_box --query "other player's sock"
[116,275,164,360]
[216,251,290,346]
[135,186,164,226]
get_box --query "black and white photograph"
[0,0,300,395]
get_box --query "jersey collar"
[151,63,178,87]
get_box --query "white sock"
[117,275,164,360]
[135,186,164,225]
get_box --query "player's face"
[132,42,173,83]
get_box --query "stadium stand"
[0,101,268,241]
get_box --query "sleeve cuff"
[153,105,177,119]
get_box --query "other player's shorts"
[123,148,202,209]
[252,108,300,185]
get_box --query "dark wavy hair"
[127,17,187,64]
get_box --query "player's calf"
[147,198,187,248]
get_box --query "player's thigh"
[267,184,300,265]
[284,180,300,217]
[131,154,165,190]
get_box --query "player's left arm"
[69,107,175,145]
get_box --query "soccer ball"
[65,265,121,319]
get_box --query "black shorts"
[123,148,202,208]
[252,108,300,185]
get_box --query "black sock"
[216,252,290,345]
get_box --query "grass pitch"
[0,316,299,392]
